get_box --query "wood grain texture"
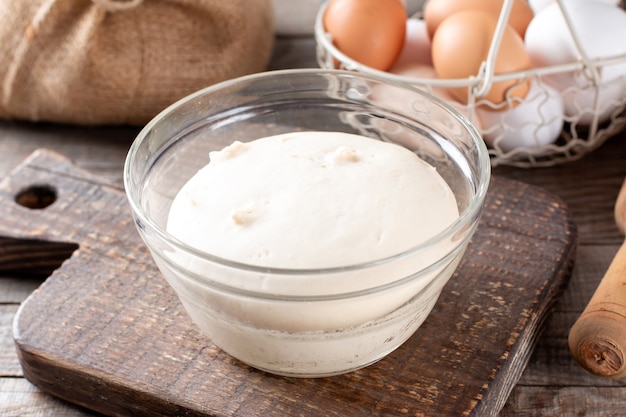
[1,150,576,417]
[0,120,138,184]
[0,275,44,304]
[0,305,22,377]
[0,379,94,417]
[502,385,626,416]
[494,136,626,245]
[0,237,78,277]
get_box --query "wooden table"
[1,35,626,416]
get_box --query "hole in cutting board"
[15,184,57,209]
[4,182,78,278]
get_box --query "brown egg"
[323,0,407,71]
[423,0,534,39]
[431,10,532,106]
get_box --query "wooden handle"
[569,239,626,378]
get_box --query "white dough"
[167,131,459,269]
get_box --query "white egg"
[549,70,626,126]
[376,65,442,115]
[391,62,438,79]
[477,80,564,152]
[389,64,483,130]
[390,18,432,71]
[525,0,626,124]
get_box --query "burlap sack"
[0,0,274,125]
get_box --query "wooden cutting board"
[2,149,577,417]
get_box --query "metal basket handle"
[472,0,515,98]
[474,0,601,95]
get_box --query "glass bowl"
[124,69,491,377]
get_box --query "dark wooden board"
[2,149,577,417]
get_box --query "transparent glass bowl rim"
[124,68,491,277]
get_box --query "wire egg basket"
[314,0,626,167]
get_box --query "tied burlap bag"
[0,0,274,125]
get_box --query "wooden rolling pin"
[569,178,626,378]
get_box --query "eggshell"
[391,62,439,80]
[323,0,407,71]
[477,81,563,152]
[423,0,534,39]
[390,64,453,101]
[376,64,442,111]
[525,0,626,123]
[367,66,453,158]
[556,73,626,126]
[431,11,532,106]
[387,64,483,130]
[389,18,433,71]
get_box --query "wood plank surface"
[0,379,93,417]
[0,305,22,377]
[1,35,626,417]
[502,386,626,416]
[1,148,576,417]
